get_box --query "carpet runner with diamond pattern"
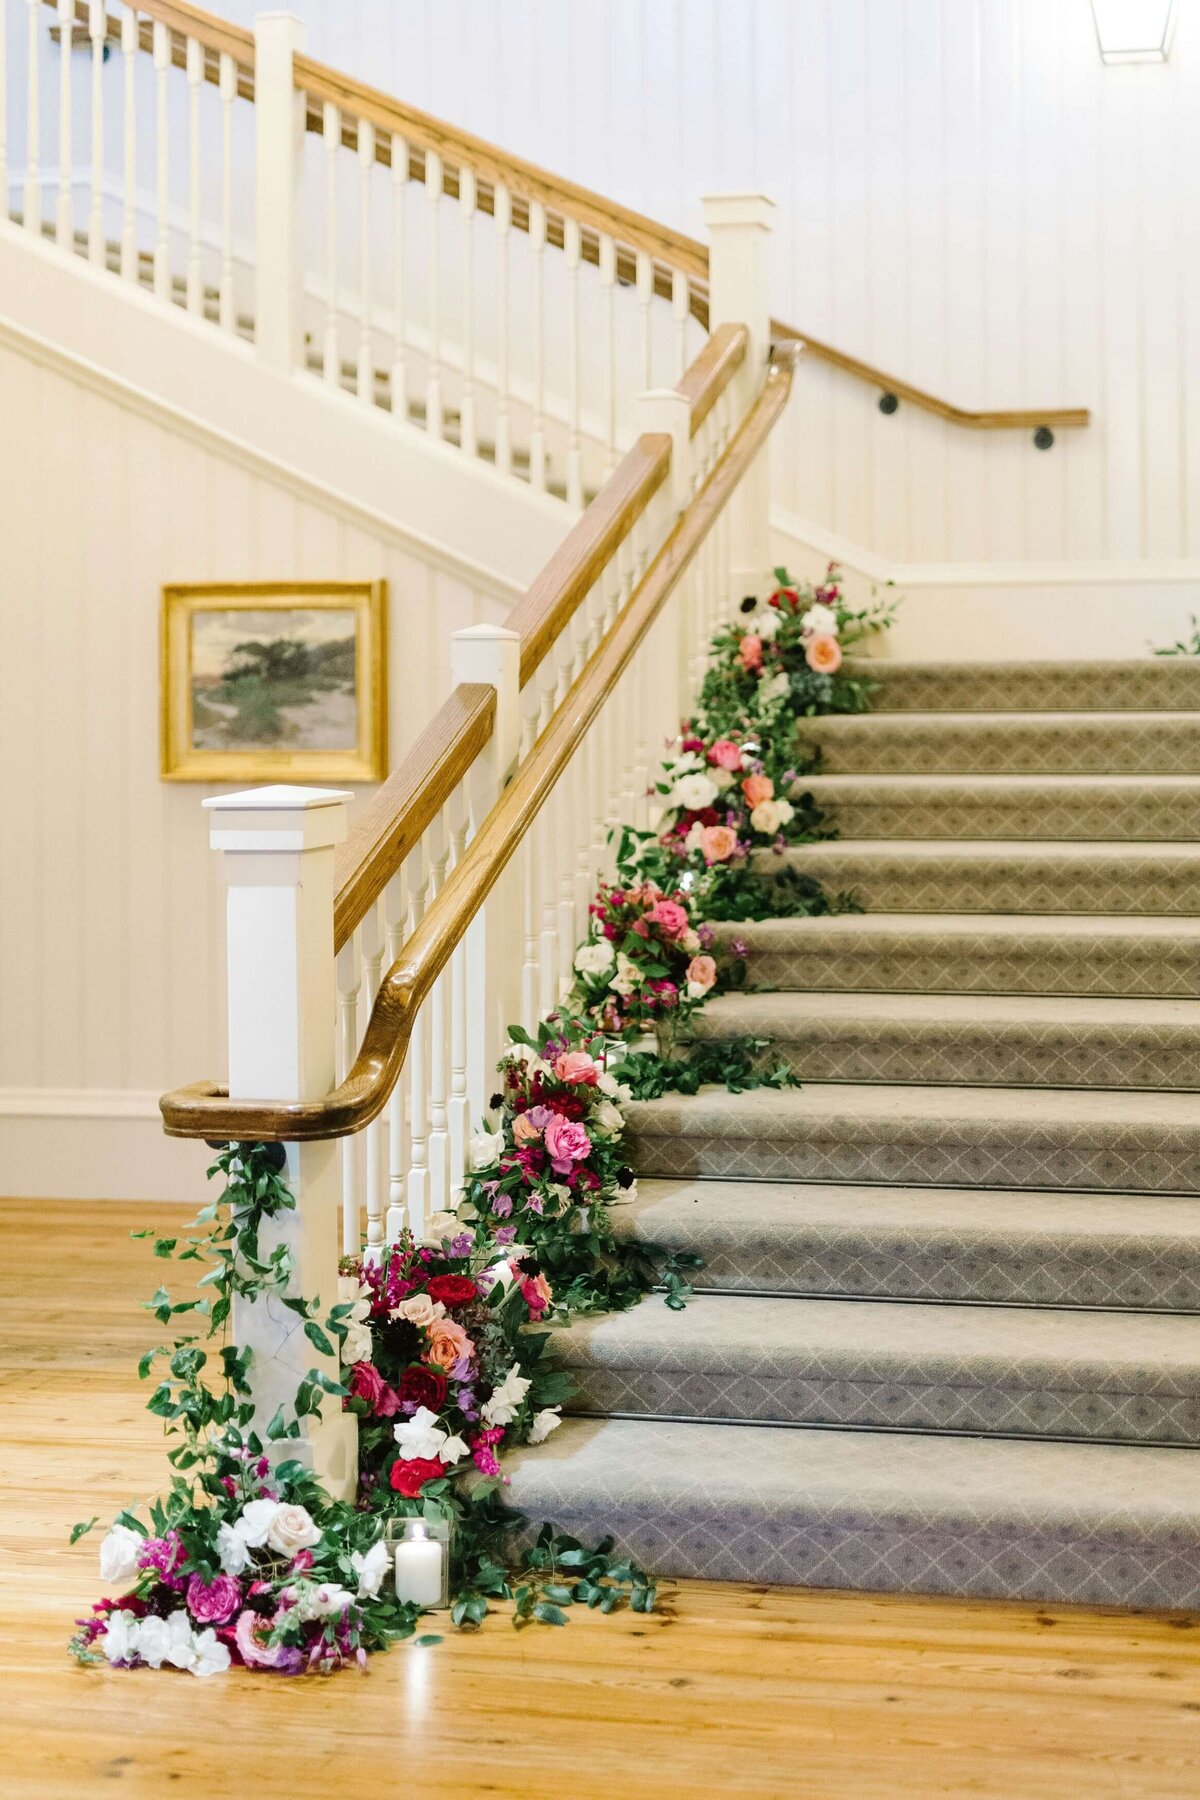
[501,656,1200,1608]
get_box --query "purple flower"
[494,1226,517,1247]
[138,1530,187,1590]
[526,1195,544,1215]
[492,1193,514,1219]
[449,1233,475,1258]
[730,938,748,957]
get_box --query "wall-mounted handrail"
[158,342,799,1143]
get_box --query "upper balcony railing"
[9,0,1089,487]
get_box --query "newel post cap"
[204,785,352,854]
[702,193,775,232]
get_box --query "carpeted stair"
[502,657,1200,1609]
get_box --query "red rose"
[426,1274,479,1308]
[389,1456,446,1498]
[397,1366,447,1413]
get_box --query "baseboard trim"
[0,1090,208,1203]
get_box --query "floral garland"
[70,572,897,1677]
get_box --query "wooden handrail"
[677,324,748,437]
[332,684,495,954]
[158,344,800,1142]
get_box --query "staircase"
[501,657,1200,1610]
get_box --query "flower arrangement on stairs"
[70,569,895,1677]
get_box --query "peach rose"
[553,1050,599,1085]
[738,634,763,672]
[805,633,842,674]
[708,739,743,771]
[686,955,717,994]
[741,773,774,809]
[424,1317,473,1372]
[698,824,738,864]
[512,1112,542,1145]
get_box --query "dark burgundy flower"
[397,1365,447,1413]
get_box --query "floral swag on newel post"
[69,570,897,1676]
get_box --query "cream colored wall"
[0,336,513,1201]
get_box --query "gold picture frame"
[161,581,387,783]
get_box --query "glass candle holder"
[386,1516,452,1609]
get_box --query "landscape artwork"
[161,581,387,782]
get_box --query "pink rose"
[186,1572,242,1625]
[553,1050,600,1085]
[708,739,743,771]
[806,633,842,674]
[686,954,718,994]
[235,1608,290,1669]
[512,1111,542,1145]
[424,1317,473,1372]
[738,634,763,672]
[348,1361,399,1417]
[646,899,689,939]
[544,1116,592,1175]
[521,1272,553,1318]
[698,824,738,864]
[741,773,774,809]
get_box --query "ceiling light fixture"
[1090,0,1178,63]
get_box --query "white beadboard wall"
[0,338,510,1201]
[209,0,1200,577]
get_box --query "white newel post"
[702,193,774,604]
[205,785,358,1502]
[253,11,306,373]
[450,626,520,1138]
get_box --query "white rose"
[341,1320,374,1366]
[686,980,707,1000]
[756,609,781,640]
[422,1210,460,1245]
[528,1409,563,1444]
[591,1099,625,1138]
[709,767,735,793]
[350,1539,392,1600]
[266,1504,322,1558]
[99,1609,143,1665]
[216,1521,251,1576]
[758,670,791,704]
[671,771,719,812]
[683,821,705,856]
[609,951,643,998]
[804,602,838,636]
[468,1129,505,1171]
[98,1523,142,1588]
[663,749,704,777]
[187,1626,232,1678]
[481,1368,532,1428]
[574,939,616,976]
[750,799,791,836]
[774,798,795,825]
[393,1292,446,1329]
[235,1497,281,1549]
[681,929,701,954]
[137,1611,195,1671]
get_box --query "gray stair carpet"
[689,990,1200,1090]
[612,1180,1200,1309]
[535,657,1200,1610]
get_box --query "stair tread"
[717,910,1200,942]
[803,709,1200,727]
[624,1177,1200,1241]
[785,838,1200,863]
[800,771,1200,793]
[553,1291,1200,1381]
[502,1414,1200,1532]
[694,989,1200,1031]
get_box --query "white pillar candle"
[394,1525,444,1607]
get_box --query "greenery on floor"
[69,568,894,1678]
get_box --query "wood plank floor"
[2,1196,1199,1799]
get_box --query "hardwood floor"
[2,1196,1198,1800]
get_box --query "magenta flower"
[186,1572,242,1625]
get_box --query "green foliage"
[613,1034,800,1100]
[1154,617,1200,656]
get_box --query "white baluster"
[672,268,689,379]
[360,897,386,1262]
[336,931,362,1257]
[424,147,443,440]
[55,0,72,250]
[218,53,235,330]
[446,785,470,1192]
[120,5,136,278]
[518,687,540,1031]
[384,865,409,1245]
[390,131,408,421]
[458,165,477,457]
[356,117,374,402]
[599,233,617,474]
[322,101,340,385]
[405,839,431,1240]
[528,197,547,489]
[636,249,653,389]
[564,215,583,509]
[426,814,451,1214]
[493,179,511,475]
[87,0,104,265]
[152,19,169,301]
[0,0,7,213]
[185,36,203,315]
[536,655,561,1014]
[23,0,39,234]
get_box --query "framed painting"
[160,581,387,783]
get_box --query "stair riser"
[625,1121,1200,1196]
[844,660,1200,714]
[770,850,1200,915]
[694,1019,1200,1091]
[561,1367,1199,1447]
[808,789,1200,843]
[508,1495,1200,1608]
[610,1220,1200,1310]
[724,934,1200,1000]
[796,716,1200,776]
